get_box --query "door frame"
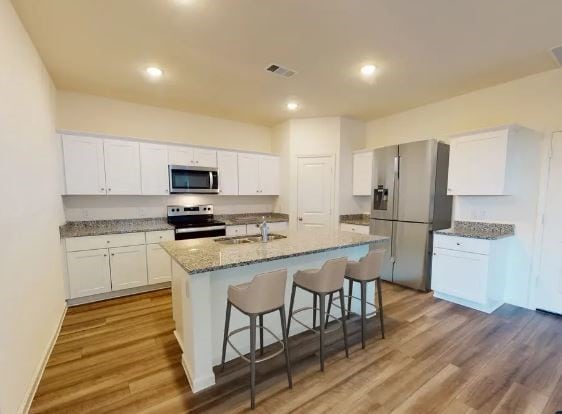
[295,154,336,230]
[530,130,562,311]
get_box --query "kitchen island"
[160,229,388,392]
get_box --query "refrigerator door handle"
[394,156,400,179]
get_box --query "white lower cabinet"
[67,249,111,298]
[431,234,509,313]
[226,221,288,237]
[109,245,148,291]
[147,244,172,284]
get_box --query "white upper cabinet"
[62,134,106,195]
[259,155,280,195]
[193,148,217,168]
[104,139,141,195]
[352,150,373,196]
[238,153,260,195]
[217,150,239,195]
[168,146,217,168]
[447,126,538,196]
[140,143,169,195]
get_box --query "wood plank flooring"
[31,283,562,413]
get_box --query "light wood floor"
[31,283,562,413]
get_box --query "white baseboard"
[433,291,502,314]
[181,354,215,393]
[67,282,171,306]
[19,302,67,414]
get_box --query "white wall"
[63,195,278,221]
[365,70,562,309]
[0,1,67,412]
[339,118,369,215]
[57,91,273,153]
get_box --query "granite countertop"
[434,221,515,240]
[60,218,174,238]
[160,230,388,274]
[340,214,370,226]
[216,212,289,225]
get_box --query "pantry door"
[536,132,562,315]
[297,156,334,230]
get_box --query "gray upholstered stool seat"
[287,257,350,372]
[221,269,292,410]
[327,249,386,349]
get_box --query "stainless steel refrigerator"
[369,140,452,291]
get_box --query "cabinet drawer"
[433,234,490,255]
[66,232,146,252]
[146,230,175,244]
[226,225,247,236]
[268,221,288,232]
[340,223,370,235]
[246,223,261,235]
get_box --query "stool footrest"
[291,306,342,335]
[227,325,284,364]
[333,295,378,317]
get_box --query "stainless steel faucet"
[259,216,269,242]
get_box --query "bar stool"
[220,269,292,410]
[287,257,349,372]
[327,249,386,349]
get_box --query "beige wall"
[57,91,273,153]
[366,68,562,148]
[0,1,67,412]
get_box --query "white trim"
[66,282,170,306]
[433,291,502,314]
[181,354,216,393]
[19,304,68,414]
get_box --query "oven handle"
[175,225,226,234]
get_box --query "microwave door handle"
[209,171,214,190]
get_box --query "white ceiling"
[11,0,562,126]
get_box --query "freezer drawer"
[370,219,393,282]
[393,222,432,291]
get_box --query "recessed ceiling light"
[360,64,377,76]
[287,102,299,111]
[146,67,163,78]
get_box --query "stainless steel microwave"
[168,165,219,194]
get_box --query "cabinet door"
[67,249,111,298]
[226,225,246,236]
[62,135,106,195]
[431,248,488,303]
[352,151,373,196]
[168,146,194,166]
[448,130,508,195]
[217,151,239,195]
[109,245,148,291]
[268,221,288,232]
[193,148,217,168]
[238,153,260,195]
[140,143,170,195]
[104,139,141,195]
[146,244,172,284]
[259,155,280,195]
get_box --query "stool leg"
[313,293,318,330]
[347,279,353,319]
[287,283,296,335]
[376,278,385,339]
[221,301,231,371]
[325,292,333,328]
[249,315,257,409]
[279,306,293,389]
[361,281,367,349]
[319,293,325,371]
[259,314,264,356]
[339,288,349,358]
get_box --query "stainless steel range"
[167,205,226,240]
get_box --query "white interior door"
[297,156,334,230]
[536,132,562,315]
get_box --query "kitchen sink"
[214,233,287,245]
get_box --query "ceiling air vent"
[266,64,297,79]
[550,45,562,66]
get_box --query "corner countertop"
[160,230,388,274]
[216,213,289,225]
[434,221,515,240]
[340,214,370,226]
[59,218,174,238]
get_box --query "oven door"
[169,165,219,194]
[174,225,226,240]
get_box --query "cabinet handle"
[104,254,107,257]
[165,189,169,193]
[298,217,303,221]
[456,242,460,246]
[108,188,112,192]
[106,240,110,243]
[100,188,105,191]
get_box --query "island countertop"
[160,230,388,274]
